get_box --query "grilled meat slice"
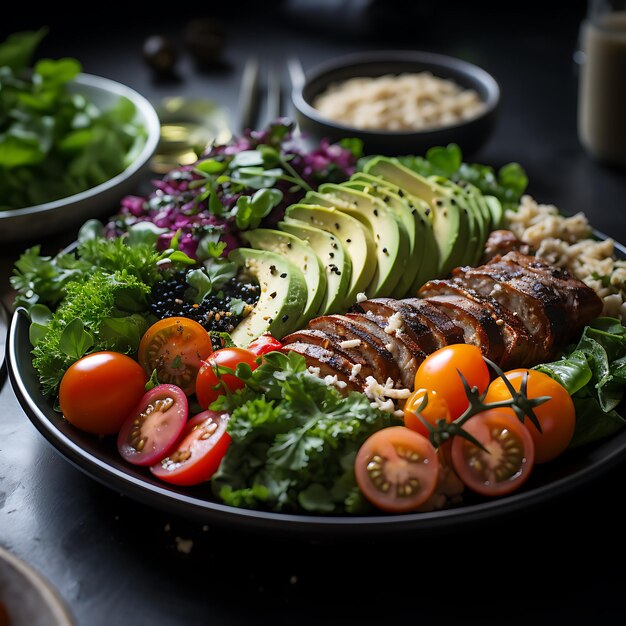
[351,298,440,355]
[344,312,422,388]
[280,342,362,392]
[422,294,505,361]
[281,328,377,379]
[418,279,535,368]
[395,298,465,352]
[482,229,530,263]
[452,261,558,356]
[499,251,603,335]
[308,315,402,384]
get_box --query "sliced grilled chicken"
[418,279,535,368]
[452,262,557,356]
[308,315,402,384]
[280,342,362,392]
[281,328,377,379]
[351,298,440,355]
[499,251,603,336]
[344,312,422,388]
[394,298,465,351]
[423,294,504,361]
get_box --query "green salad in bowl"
[0,29,160,242]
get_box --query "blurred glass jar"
[578,0,626,169]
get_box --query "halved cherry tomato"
[451,409,535,497]
[355,426,440,513]
[484,369,575,463]
[195,347,259,409]
[150,410,231,486]
[413,344,490,419]
[59,351,147,435]
[404,388,452,438]
[117,384,188,466]
[138,318,213,395]
[247,334,282,356]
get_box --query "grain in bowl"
[312,72,487,131]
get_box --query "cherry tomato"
[413,344,490,419]
[247,334,282,356]
[150,410,231,486]
[451,409,535,497]
[195,347,259,409]
[138,318,213,395]
[117,384,188,466]
[484,369,575,463]
[404,388,452,438]
[58,351,147,436]
[355,426,440,513]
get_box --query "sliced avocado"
[431,176,481,267]
[285,204,376,307]
[309,184,410,298]
[365,157,470,276]
[241,228,326,326]
[485,195,504,229]
[349,172,439,292]
[343,179,422,297]
[229,248,308,347]
[278,219,351,315]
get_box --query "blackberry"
[149,270,260,337]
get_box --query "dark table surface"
[2,3,626,625]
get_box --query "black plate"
[0,302,8,387]
[6,234,626,537]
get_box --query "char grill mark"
[279,342,362,392]
[398,298,465,351]
[498,251,603,336]
[308,315,402,384]
[418,279,535,368]
[344,312,422,388]
[351,298,436,355]
[422,294,505,362]
[281,328,377,379]
[452,263,557,355]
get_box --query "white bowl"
[0,73,160,243]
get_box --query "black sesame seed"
[346,238,351,243]
[280,272,287,278]
[270,264,277,274]
[411,208,417,215]
[329,252,334,258]
[270,291,277,299]
[335,223,340,230]
[281,314,289,322]
[383,247,388,254]
[287,242,292,248]
[373,209,378,217]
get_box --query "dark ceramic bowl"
[291,50,500,157]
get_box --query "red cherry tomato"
[138,317,213,395]
[247,334,282,356]
[117,384,188,466]
[195,347,259,409]
[150,410,231,486]
[451,409,535,497]
[354,426,440,513]
[413,344,490,419]
[403,388,452,438]
[484,369,575,463]
[59,351,147,435]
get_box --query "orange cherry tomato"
[451,409,535,497]
[355,426,440,513]
[413,344,490,419]
[138,317,213,396]
[195,348,259,409]
[59,351,147,435]
[484,369,575,463]
[404,388,452,438]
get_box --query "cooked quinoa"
[505,195,626,322]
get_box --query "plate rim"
[6,230,626,536]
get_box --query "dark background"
[3,2,626,625]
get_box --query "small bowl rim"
[0,72,160,220]
[292,49,500,138]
